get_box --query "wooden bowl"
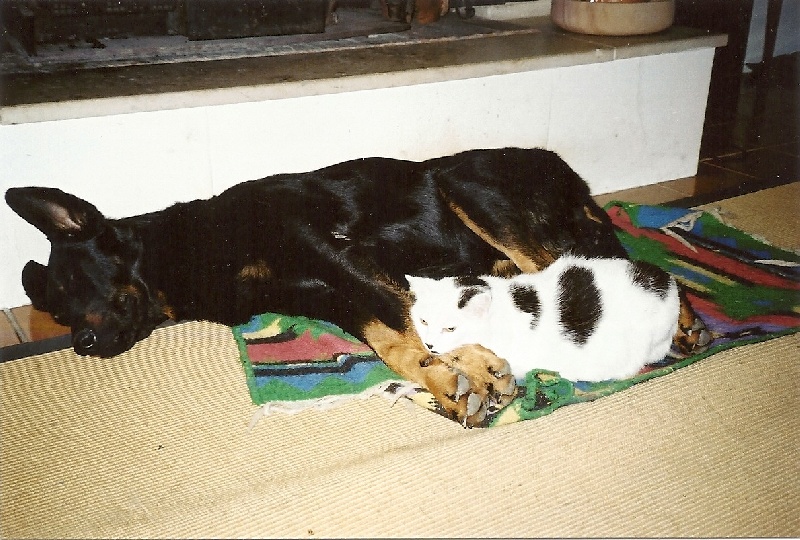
[551,0,675,36]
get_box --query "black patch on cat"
[557,266,602,346]
[458,286,485,309]
[628,260,671,299]
[510,284,541,329]
[455,276,489,310]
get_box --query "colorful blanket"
[234,202,800,426]
[234,314,400,416]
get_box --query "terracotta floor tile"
[0,312,21,348]
[593,183,682,207]
[652,177,701,199]
[10,305,70,343]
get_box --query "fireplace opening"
[1,0,535,74]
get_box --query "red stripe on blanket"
[247,331,373,364]
[609,208,800,290]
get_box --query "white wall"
[1,47,715,308]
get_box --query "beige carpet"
[1,184,798,538]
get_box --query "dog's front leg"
[673,288,713,356]
[361,319,517,427]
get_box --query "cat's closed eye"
[444,327,456,332]
[419,319,428,326]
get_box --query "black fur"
[628,260,672,300]
[557,266,602,346]
[510,284,541,329]
[454,276,490,310]
[6,148,626,358]
[458,286,486,310]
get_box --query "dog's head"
[6,187,169,357]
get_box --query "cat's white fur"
[407,256,680,382]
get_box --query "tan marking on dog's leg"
[237,260,273,281]
[584,204,605,224]
[673,289,713,355]
[445,200,554,273]
[361,318,429,381]
[361,318,516,427]
[677,291,696,332]
[360,318,464,414]
[490,259,522,278]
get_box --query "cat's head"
[406,275,491,354]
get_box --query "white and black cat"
[406,255,680,382]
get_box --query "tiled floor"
[2,63,798,354]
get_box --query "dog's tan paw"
[673,314,714,357]
[421,344,517,427]
[673,291,713,357]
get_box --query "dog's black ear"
[21,260,50,311]
[5,187,105,241]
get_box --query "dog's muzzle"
[72,326,140,357]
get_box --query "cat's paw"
[421,344,517,427]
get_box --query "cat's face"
[406,275,490,354]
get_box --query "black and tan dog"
[5,148,710,426]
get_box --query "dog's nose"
[73,328,97,355]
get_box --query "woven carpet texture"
[1,183,798,538]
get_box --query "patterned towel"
[234,203,800,426]
[233,313,401,417]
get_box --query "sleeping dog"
[5,148,710,426]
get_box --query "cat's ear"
[464,291,492,317]
[405,275,421,293]
[406,275,433,292]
